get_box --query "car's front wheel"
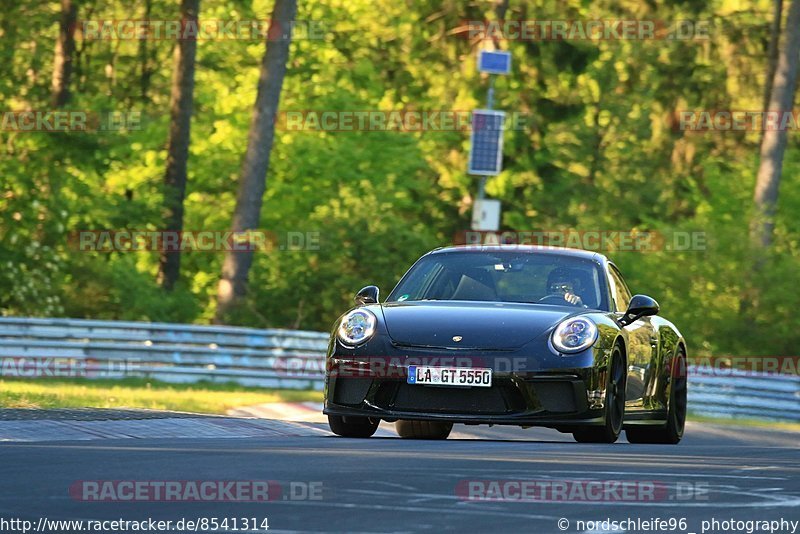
[573,343,626,444]
[626,347,687,444]
[395,420,453,439]
[328,415,380,438]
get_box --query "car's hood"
[380,301,579,350]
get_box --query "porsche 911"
[323,245,687,444]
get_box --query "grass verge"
[0,377,323,415]
[3,380,796,431]
[688,412,800,432]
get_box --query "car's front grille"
[390,382,524,414]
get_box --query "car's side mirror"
[619,294,659,326]
[354,285,380,306]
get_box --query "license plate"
[407,366,492,387]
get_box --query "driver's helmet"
[546,267,583,297]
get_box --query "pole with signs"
[468,49,511,232]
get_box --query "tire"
[395,420,453,440]
[328,415,379,438]
[573,343,626,444]
[626,347,687,445]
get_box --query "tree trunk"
[51,0,77,108]
[759,0,784,150]
[214,0,297,323]
[750,0,800,250]
[138,0,153,103]
[494,0,509,20]
[157,0,200,290]
[763,0,784,113]
[0,1,19,81]
[491,0,509,48]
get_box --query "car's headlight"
[551,317,598,353]
[337,309,377,346]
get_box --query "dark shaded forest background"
[1,0,799,358]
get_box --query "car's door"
[607,264,657,411]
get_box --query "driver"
[545,268,585,306]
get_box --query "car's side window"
[608,265,632,313]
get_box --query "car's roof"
[428,245,608,263]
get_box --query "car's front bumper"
[323,334,612,429]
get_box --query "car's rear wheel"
[395,420,453,440]
[573,343,626,444]
[328,415,379,438]
[626,347,687,444]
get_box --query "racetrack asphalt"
[0,410,798,533]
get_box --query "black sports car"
[323,245,687,444]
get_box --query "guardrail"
[688,365,800,423]
[0,317,798,422]
[0,317,329,390]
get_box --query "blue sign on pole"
[478,50,512,75]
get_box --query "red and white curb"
[229,402,396,437]
[229,401,327,423]
[0,402,404,442]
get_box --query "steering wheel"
[538,294,569,305]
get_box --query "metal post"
[478,176,486,200]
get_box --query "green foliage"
[1,0,798,356]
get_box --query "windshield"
[387,251,608,310]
